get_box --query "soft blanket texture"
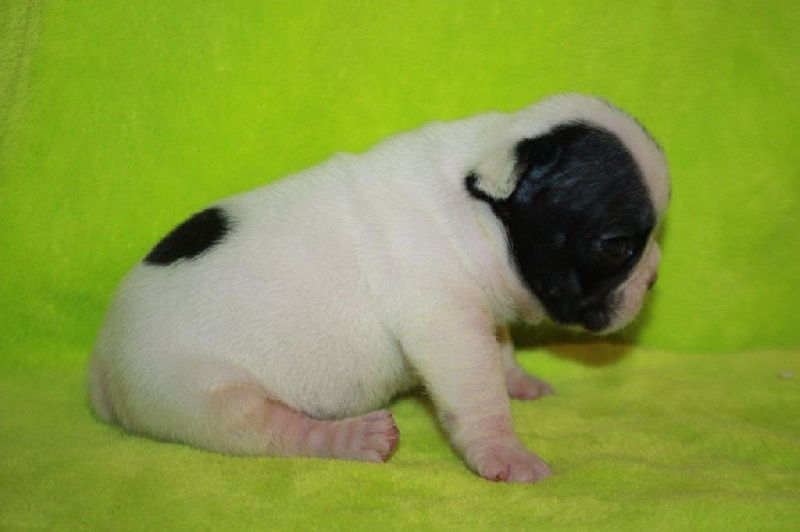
[1,1,798,530]
[2,348,797,529]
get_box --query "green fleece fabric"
[1,1,798,530]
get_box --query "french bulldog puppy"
[88,94,669,483]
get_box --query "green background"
[2,2,798,529]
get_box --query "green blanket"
[2,2,798,529]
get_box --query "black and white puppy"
[88,94,669,483]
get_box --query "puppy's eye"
[598,236,635,264]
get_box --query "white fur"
[89,94,668,482]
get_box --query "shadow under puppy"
[88,94,670,483]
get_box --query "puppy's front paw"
[506,367,554,401]
[469,442,552,483]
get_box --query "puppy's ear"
[467,144,519,202]
[508,135,563,203]
[467,132,563,204]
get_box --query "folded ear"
[467,143,519,202]
[509,134,563,203]
[467,131,563,204]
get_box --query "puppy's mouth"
[544,300,614,334]
[578,275,659,335]
[579,309,611,333]
[538,255,658,334]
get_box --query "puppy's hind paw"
[328,409,399,463]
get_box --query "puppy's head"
[467,95,670,333]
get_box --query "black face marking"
[144,207,231,266]
[466,123,656,331]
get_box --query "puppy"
[88,94,669,483]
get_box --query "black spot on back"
[144,207,231,266]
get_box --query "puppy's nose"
[647,271,659,291]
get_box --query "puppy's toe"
[346,409,399,463]
[472,443,552,483]
[506,368,555,401]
